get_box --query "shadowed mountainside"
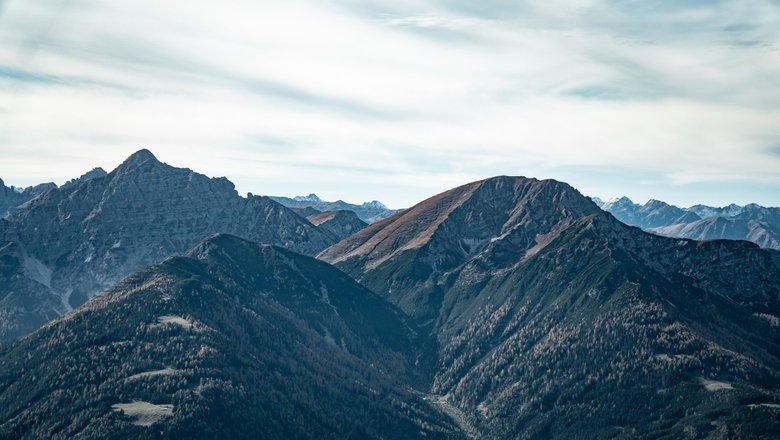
[0,234,462,439]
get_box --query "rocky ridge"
[0,150,336,341]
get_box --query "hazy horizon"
[3,147,778,210]
[1,0,779,208]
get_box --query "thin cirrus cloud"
[0,0,778,208]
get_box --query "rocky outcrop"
[60,167,108,190]
[0,178,56,218]
[320,176,600,321]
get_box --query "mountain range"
[270,193,403,224]
[305,210,368,242]
[0,234,460,439]
[0,150,336,341]
[322,176,780,438]
[595,196,780,250]
[1,152,779,439]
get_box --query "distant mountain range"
[593,197,780,250]
[1,157,779,439]
[270,193,403,223]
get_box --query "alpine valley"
[1,151,779,439]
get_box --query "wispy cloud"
[0,0,779,207]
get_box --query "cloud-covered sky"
[1,0,779,208]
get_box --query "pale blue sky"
[0,0,779,208]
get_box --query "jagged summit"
[122,148,158,165]
[361,200,387,210]
[61,167,108,190]
[0,150,336,341]
[600,195,779,249]
[83,167,107,178]
[601,195,636,211]
[110,148,166,178]
[1,178,56,218]
[644,199,667,208]
[293,193,322,202]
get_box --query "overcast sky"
[0,0,779,208]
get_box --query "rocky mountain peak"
[81,167,107,180]
[361,200,388,209]
[293,193,322,202]
[603,196,636,210]
[0,150,338,341]
[111,149,163,176]
[61,167,108,190]
[321,175,599,265]
[123,148,158,165]
[642,199,668,209]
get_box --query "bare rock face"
[0,179,56,219]
[0,149,336,341]
[60,167,108,190]
[0,240,66,340]
[306,210,367,243]
[0,179,26,218]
